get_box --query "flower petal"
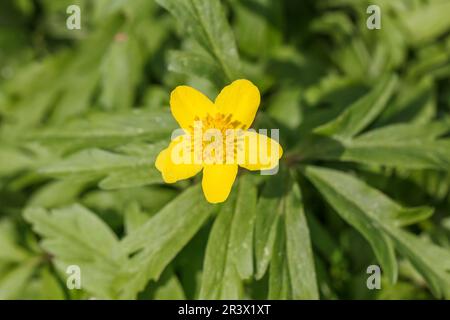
[170,85,217,129]
[214,79,260,129]
[202,164,238,203]
[239,131,283,171]
[155,135,203,183]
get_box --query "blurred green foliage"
[0,0,450,300]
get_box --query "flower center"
[189,113,246,133]
[203,113,246,131]
[186,113,246,164]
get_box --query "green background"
[0,0,450,300]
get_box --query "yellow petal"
[214,79,260,129]
[238,131,283,171]
[170,85,217,129]
[155,135,203,183]
[202,164,238,203]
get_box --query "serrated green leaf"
[156,0,241,82]
[117,185,215,299]
[29,178,90,208]
[0,258,39,300]
[152,270,186,300]
[99,166,162,190]
[39,146,164,190]
[0,145,35,176]
[300,122,450,171]
[39,267,65,300]
[51,71,99,122]
[23,267,65,300]
[375,78,437,126]
[304,166,434,229]
[24,204,126,299]
[304,166,399,283]
[82,186,177,217]
[383,226,450,299]
[356,121,450,142]
[314,74,398,139]
[40,149,150,177]
[30,110,176,151]
[304,165,450,295]
[0,220,31,263]
[168,50,228,89]
[340,139,450,170]
[400,1,450,45]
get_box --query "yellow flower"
[155,79,283,203]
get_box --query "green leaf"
[100,36,142,110]
[266,181,319,300]
[99,166,162,190]
[355,121,450,142]
[156,0,241,82]
[168,50,228,89]
[304,165,449,295]
[254,174,284,279]
[1,54,69,139]
[199,191,242,299]
[374,78,436,126]
[200,175,257,298]
[267,88,302,129]
[342,120,450,170]
[152,270,186,300]
[304,167,434,229]
[400,1,450,45]
[39,145,164,189]
[0,144,55,177]
[30,110,176,151]
[0,220,31,263]
[29,178,90,208]
[51,71,99,122]
[0,145,35,176]
[314,74,398,139]
[37,267,66,300]
[284,183,319,299]
[82,186,177,218]
[24,204,126,299]
[124,202,151,235]
[268,218,291,299]
[228,175,257,280]
[21,267,66,300]
[340,138,450,170]
[233,0,283,58]
[300,122,450,171]
[304,166,399,283]
[39,149,146,177]
[117,185,215,299]
[383,226,450,299]
[0,258,39,299]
